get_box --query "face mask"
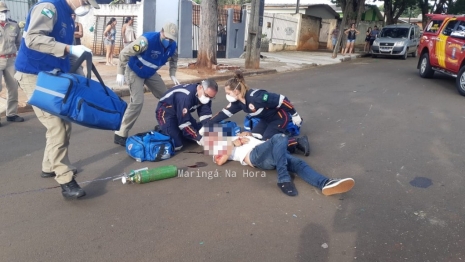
[75,5,90,16]
[226,94,237,103]
[162,39,170,48]
[0,13,6,21]
[198,94,210,104]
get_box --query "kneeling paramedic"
[114,22,179,146]
[14,0,100,199]
[156,79,218,151]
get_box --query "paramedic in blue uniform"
[114,22,179,146]
[14,0,99,199]
[209,70,310,156]
[156,79,218,151]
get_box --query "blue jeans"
[249,134,329,188]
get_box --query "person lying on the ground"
[155,79,218,151]
[207,70,310,156]
[203,124,355,197]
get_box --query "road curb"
[108,69,278,99]
[16,68,278,114]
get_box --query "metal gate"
[192,4,242,58]
[319,20,331,44]
[4,0,34,22]
[92,15,138,57]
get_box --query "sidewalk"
[0,51,362,115]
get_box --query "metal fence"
[92,15,138,56]
[192,4,242,57]
[4,0,33,22]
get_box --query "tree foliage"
[447,0,465,14]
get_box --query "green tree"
[448,0,465,14]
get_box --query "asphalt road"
[1,56,464,262]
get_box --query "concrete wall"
[78,1,144,49]
[324,19,338,50]
[155,0,178,31]
[296,14,320,51]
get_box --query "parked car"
[417,14,465,96]
[371,24,421,59]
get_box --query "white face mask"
[0,13,6,21]
[198,94,210,104]
[74,5,91,16]
[226,94,237,103]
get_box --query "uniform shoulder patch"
[41,8,55,19]
[262,94,268,102]
[133,44,140,52]
[182,108,188,116]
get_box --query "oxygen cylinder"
[123,165,177,184]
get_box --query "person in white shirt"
[203,124,355,197]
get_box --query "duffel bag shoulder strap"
[70,51,110,96]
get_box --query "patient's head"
[203,123,234,157]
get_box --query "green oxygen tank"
[122,165,177,184]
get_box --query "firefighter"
[209,70,310,156]
[155,79,218,151]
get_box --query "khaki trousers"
[115,67,167,137]
[14,72,75,184]
[0,57,19,116]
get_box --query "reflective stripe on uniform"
[277,95,285,107]
[250,89,261,96]
[160,89,190,101]
[199,114,212,121]
[249,108,263,116]
[137,55,159,69]
[179,121,192,129]
[222,108,233,117]
[35,85,65,98]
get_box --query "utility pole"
[245,0,264,69]
[296,0,300,14]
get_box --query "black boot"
[114,134,127,146]
[60,179,86,199]
[296,136,310,156]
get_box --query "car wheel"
[419,53,434,78]
[455,67,465,96]
[402,49,408,60]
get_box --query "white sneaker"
[322,178,355,196]
[105,63,111,66]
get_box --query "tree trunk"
[355,0,365,26]
[245,0,263,69]
[385,0,393,25]
[419,0,429,28]
[196,0,218,69]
